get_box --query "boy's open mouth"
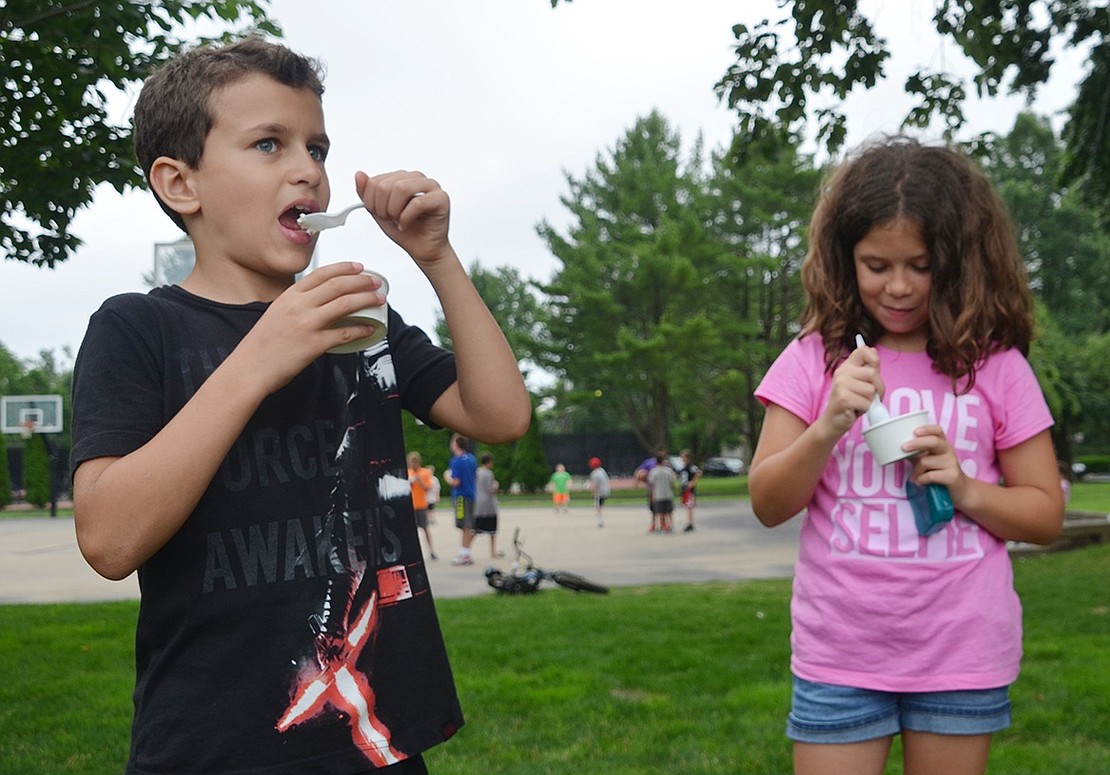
[280,205,311,231]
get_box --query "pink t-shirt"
[755,335,1053,691]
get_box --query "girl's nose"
[886,269,913,296]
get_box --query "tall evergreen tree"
[22,433,50,508]
[984,113,1110,336]
[506,401,549,493]
[696,134,820,455]
[0,439,12,509]
[538,110,717,452]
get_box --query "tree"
[1,1,279,267]
[537,111,718,452]
[402,412,452,479]
[0,344,75,455]
[713,1,1110,215]
[1029,302,1084,463]
[22,432,50,507]
[434,261,548,383]
[983,112,1110,337]
[698,133,819,455]
[504,401,549,492]
[1075,329,1110,454]
[0,434,11,508]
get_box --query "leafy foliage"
[0,1,280,266]
[700,134,818,452]
[983,113,1110,337]
[0,434,10,508]
[0,343,73,449]
[435,261,548,383]
[22,432,50,506]
[715,0,1110,215]
[504,400,550,492]
[538,111,719,451]
[536,112,819,458]
[983,113,1110,458]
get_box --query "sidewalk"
[0,499,799,604]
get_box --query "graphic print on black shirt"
[276,352,428,767]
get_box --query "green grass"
[1064,480,1110,513]
[1,545,1108,774]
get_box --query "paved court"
[0,498,800,604]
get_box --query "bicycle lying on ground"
[484,528,609,595]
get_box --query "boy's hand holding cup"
[327,269,389,354]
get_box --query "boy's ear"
[148,156,200,217]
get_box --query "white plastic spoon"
[854,334,890,424]
[297,203,363,234]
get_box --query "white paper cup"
[862,409,929,466]
[327,270,389,354]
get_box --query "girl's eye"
[255,138,278,153]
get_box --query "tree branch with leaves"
[713,0,1108,215]
[0,0,280,267]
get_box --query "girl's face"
[853,218,931,351]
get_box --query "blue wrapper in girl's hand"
[906,480,955,536]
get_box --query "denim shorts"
[787,676,1012,744]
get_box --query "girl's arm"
[909,427,1064,544]
[748,404,842,526]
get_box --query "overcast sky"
[0,0,1089,365]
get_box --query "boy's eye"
[309,145,328,162]
[255,138,278,153]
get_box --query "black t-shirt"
[71,286,463,774]
[678,464,701,493]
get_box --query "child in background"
[646,452,676,533]
[676,449,702,532]
[473,451,503,558]
[408,451,436,560]
[445,434,478,566]
[69,37,529,774]
[587,456,611,527]
[426,464,440,523]
[548,463,572,515]
[748,136,1063,775]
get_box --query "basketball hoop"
[20,419,36,440]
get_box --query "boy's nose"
[290,150,325,187]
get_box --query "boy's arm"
[356,170,530,444]
[73,263,385,580]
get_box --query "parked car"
[702,456,744,477]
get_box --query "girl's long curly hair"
[800,136,1034,391]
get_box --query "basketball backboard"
[1,394,63,434]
